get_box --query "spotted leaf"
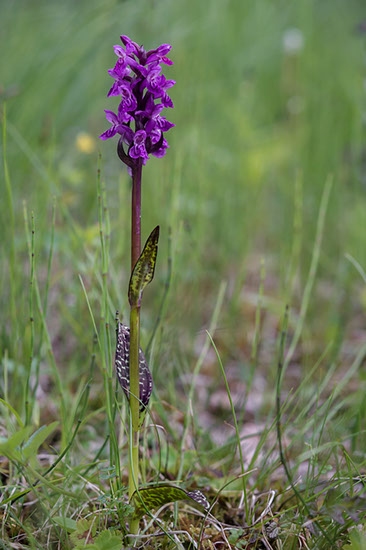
[128,226,159,307]
[115,322,153,428]
[131,484,210,519]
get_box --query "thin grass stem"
[22,207,36,425]
[177,281,226,481]
[239,258,266,426]
[284,177,332,374]
[206,330,249,523]
[276,305,332,544]
[33,199,56,403]
[2,103,17,345]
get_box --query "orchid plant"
[100,35,208,538]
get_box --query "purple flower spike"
[100,34,175,169]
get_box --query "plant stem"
[128,306,140,535]
[131,162,142,269]
[129,161,142,535]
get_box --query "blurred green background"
[1,0,366,406]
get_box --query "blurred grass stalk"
[23,208,35,426]
[2,104,17,350]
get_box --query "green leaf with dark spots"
[131,484,209,519]
[115,323,153,428]
[128,226,159,307]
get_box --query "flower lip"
[108,62,131,80]
[129,129,149,160]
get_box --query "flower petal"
[162,56,173,65]
[164,79,176,89]
[104,109,118,124]
[119,125,134,145]
[152,145,168,158]
[120,35,140,55]
[107,81,120,97]
[161,93,174,108]
[99,126,118,140]
[113,45,127,59]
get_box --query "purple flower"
[151,136,169,158]
[146,44,173,66]
[109,82,137,114]
[99,110,125,140]
[99,109,133,141]
[149,127,162,145]
[120,35,142,57]
[100,34,175,169]
[108,60,131,81]
[111,46,132,72]
[138,97,175,133]
[129,130,149,161]
[144,65,175,107]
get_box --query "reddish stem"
[131,160,142,271]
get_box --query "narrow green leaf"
[0,488,32,505]
[53,516,77,533]
[22,421,59,460]
[0,398,24,427]
[131,484,209,519]
[0,426,33,460]
[128,226,159,307]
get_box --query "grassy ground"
[1,0,366,547]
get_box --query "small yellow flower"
[76,132,96,154]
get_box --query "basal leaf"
[128,226,159,307]
[131,484,209,519]
[82,530,123,550]
[53,516,77,533]
[115,323,153,428]
[22,421,59,460]
[343,530,366,550]
[70,518,98,548]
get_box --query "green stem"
[129,306,140,535]
[129,161,142,536]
